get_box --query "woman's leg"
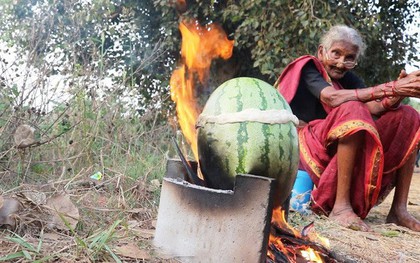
[386,148,420,231]
[329,131,371,231]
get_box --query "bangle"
[370,87,375,100]
[391,81,397,96]
[381,87,387,98]
[355,89,362,101]
[385,81,397,97]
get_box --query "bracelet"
[382,87,387,98]
[355,89,362,101]
[391,81,398,96]
[385,81,397,97]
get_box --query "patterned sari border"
[366,147,383,214]
[299,129,324,178]
[326,120,380,144]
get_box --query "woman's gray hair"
[320,25,366,58]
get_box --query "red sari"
[277,56,420,218]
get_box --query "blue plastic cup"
[290,170,314,213]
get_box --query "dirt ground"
[293,169,420,263]
[1,168,419,262]
[151,168,420,263]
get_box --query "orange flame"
[268,208,327,262]
[170,19,234,161]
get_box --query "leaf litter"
[1,170,419,262]
[0,170,169,262]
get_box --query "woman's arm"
[319,85,403,115]
[320,70,420,115]
[319,86,358,107]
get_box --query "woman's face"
[318,40,359,80]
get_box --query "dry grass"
[1,102,420,262]
[0,169,167,262]
[0,105,176,262]
[2,158,420,262]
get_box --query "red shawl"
[277,55,338,113]
[276,56,420,218]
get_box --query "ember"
[267,208,336,263]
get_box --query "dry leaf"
[0,197,20,228]
[46,193,79,230]
[22,191,47,205]
[14,124,36,148]
[127,220,140,228]
[0,196,4,209]
[115,242,151,259]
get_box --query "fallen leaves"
[0,176,163,262]
[0,196,20,228]
[1,191,79,232]
[45,193,80,230]
[115,242,151,260]
[127,220,155,239]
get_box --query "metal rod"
[171,137,205,186]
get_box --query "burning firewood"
[267,209,351,263]
[268,223,336,263]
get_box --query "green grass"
[0,231,53,262]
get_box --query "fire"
[170,19,234,161]
[169,6,331,263]
[267,208,328,262]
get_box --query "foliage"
[2,0,418,114]
[0,219,133,262]
[152,0,420,86]
[0,0,172,116]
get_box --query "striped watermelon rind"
[197,77,299,204]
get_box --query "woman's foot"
[329,207,372,232]
[386,209,420,231]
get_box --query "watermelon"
[197,77,299,205]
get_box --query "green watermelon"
[197,77,299,205]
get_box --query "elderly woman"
[277,25,420,231]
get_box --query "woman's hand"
[398,69,408,80]
[392,70,420,98]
